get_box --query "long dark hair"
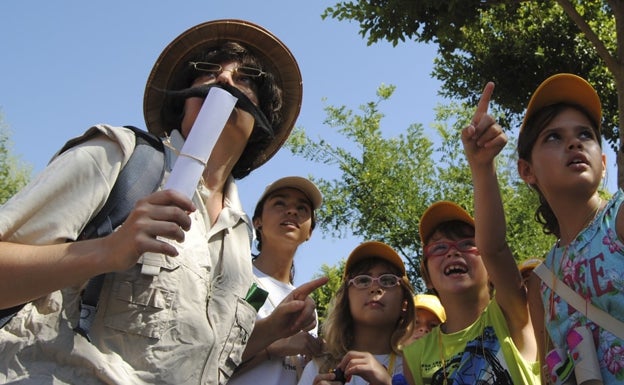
[517,103,601,237]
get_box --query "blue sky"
[1,1,618,286]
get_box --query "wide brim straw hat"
[143,19,302,171]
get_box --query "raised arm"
[461,82,535,359]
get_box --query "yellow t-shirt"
[402,300,540,385]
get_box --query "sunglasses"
[423,238,477,258]
[348,274,401,289]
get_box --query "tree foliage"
[323,0,624,186]
[310,261,345,327]
[288,85,553,298]
[0,113,31,204]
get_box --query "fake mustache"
[165,84,217,100]
[166,84,273,137]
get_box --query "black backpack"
[0,126,166,341]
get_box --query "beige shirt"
[0,125,256,385]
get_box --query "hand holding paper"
[141,87,238,276]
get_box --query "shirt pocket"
[217,297,256,382]
[102,261,180,339]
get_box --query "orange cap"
[521,73,601,133]
[419,201,474,245]
[413,294,446,323]
[344,241,406,279]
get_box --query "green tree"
[0,113,30,204]
[310,261,345,327]
[323,1,624,187]
[288,85,552,295]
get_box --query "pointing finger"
[472,82,495,126]
[291,276,328,300]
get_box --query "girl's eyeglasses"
[189,61,265,78]
[423,238,477,258]
[348,274,401,289]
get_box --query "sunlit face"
[348,263,404,328]
[253,188,313,247]
[424,231,488,295]
[518,107,606,198]
[180,61,260,137]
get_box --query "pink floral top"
[541,189,624,384]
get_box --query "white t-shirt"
[297,353,403,385]
[229,266,318,385]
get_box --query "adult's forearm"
[0,239,108,309]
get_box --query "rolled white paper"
[141,87,238,276]
[164,87,238,198]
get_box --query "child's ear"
[517,158,537,186]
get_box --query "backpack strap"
[0,126,166,337]
[533,262,624,340]
[77,126,165,239]
[73,126,165,341]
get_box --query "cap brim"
[413,294,446,323]
[518,258,543,273]
[521,73,601,133]
[144,19,302,171]
[344,241,406,278]
[419,201,474,244]
[257,176,322,210]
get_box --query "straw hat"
[143,19,302,171]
